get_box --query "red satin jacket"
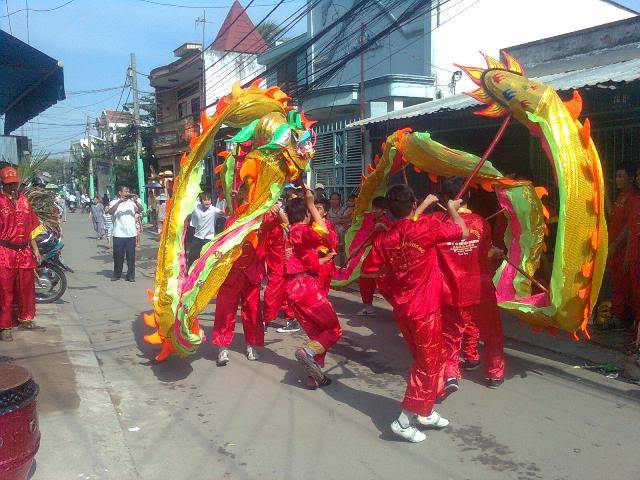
[262,212,287,275]
[284,223,322,276]
[435,209,496,307]
[318,218,338,278]
[0,192,42,269]
[362,214,462,319]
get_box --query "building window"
[178,101,187,119]
[177,82,199,100]
[191,97,200,117]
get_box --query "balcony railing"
[153,130,183,149]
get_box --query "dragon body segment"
[337,52,606,338]
[144,82,315,360]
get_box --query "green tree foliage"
[110,94,157,192]
[257,21,284,48]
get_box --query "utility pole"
[359,23,366,172]
[86,115,95,199]
[359,24,366,121]
[129,52,147,217]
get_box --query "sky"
[1,0,639,156]
[1,0,307,157]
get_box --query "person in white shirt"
[214,195,228,233]
[108,185,142,282]
[188,192,222,268]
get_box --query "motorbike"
[67,199,77,213]
[34,231,74,303]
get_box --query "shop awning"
[0,30,66,134]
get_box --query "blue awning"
[0,30,66,134]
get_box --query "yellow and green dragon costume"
[143,81,315,360]
[334,52,607,340]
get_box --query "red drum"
[0,364,40,480]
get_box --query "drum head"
[0,364,31,392]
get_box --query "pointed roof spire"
[211,1,268,54]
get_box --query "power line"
[67,86,126,96]
[135,0,294,8]
[25,0,29,43]
[27,120,87,127]
[202,0,284,76]
[4,0,12,33]
[294,0,443,99]
[201,0,257,53]
[0,0,74,18]
[202,0,330,100]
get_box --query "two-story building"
[150,42,203,177]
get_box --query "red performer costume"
[317,218,338,297]
[212,214,265,363]
[436,207,505,387]
[362,187,466,442]
[0,167,43,339]
[262,212,295,324]
[608,164,639,322]
[626,186,640,342]
[359,212,394,310]
[285,193,342,388]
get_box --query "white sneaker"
[417,411,450,429]
[246,345,260,361]
[391,420,426,443]
[356,307,376,316]
[217,349,229,366]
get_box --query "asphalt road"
[7,213,640,480]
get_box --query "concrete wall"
[204,50,265,116]
[307,0,428,88]
[430,0,635,96]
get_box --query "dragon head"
[456,51,547,126]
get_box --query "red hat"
[0,167,20,184]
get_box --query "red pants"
[461,317,480,362]
[212,274,264,347]
[319,275,331,298]
[442,302,505,380]
[263,273,294,323]
[287,275,342,367]
[610,253,632,318]
[0,267,36,329]
[395,312,442,417]
[359,277,376,305]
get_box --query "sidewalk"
[1,303,138,479]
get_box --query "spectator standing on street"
[156,194,167,234]
[55,193,67,222]
[188,192,222,268]
[103,208,113,249]
[108,185,142,282]
[89,197,105,240]
[0,167,43,341]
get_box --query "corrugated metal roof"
[348,58,640,127]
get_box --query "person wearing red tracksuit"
[285,189,341,389]
[362,185,468,443]
[357,196,394,317]
[626,166,640,344]
[435,176,505,396]
[607,162,640,329]
[262,205,299,333]
[212,209,265,366]
[313,197,338,297]
[0,167,43,341]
